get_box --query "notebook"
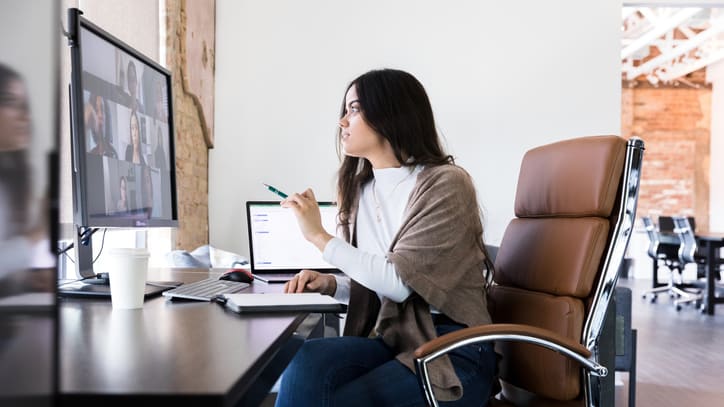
[246,201,341,282]
[221,292,346,313]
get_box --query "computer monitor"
[67,8,178,279]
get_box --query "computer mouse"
[219,268,254,284]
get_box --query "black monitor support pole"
[74,226,94,278]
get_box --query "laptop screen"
[246,201,340,274]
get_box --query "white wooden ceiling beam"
[625,18,724,80]
[621,7,703,59]
[657,47,724,81]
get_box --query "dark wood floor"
[616,277,724,407]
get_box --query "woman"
[85,92,118,158]
[116,176,128,213]
[126,59,144,113]
[124,110,145,165]
[275,69,498,406]
[0,63,46,281]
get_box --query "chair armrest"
[413,323,606,407]
[414,323,590,359]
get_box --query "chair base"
[671,286,703,311]
[642,281,703,312]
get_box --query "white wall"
[211,0,623,257]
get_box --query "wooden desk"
[59,268,335,406]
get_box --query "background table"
[693,232,724,315]
[653,232,723,315]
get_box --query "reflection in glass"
[0,3,58,406]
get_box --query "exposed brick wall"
[164,0,214,250]
[621,85,711,228]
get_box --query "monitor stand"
[73,226,97,281]
[57,279,180,298]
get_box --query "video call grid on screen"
[247,202,338,271]
[78,23,174,225]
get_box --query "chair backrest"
[642,216,659,260]
[673,216,697,264]
[658,216,675,233]
[489,135,644,405]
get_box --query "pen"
[262,183,288,199]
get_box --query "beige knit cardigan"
[342,163,492,401]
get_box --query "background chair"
[415,135,644,407]
[653,215,683,269]
[660,216,696,234]
[657,216,675,234]
[671,216,705,311]
[640,216,687,304]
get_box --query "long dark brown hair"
[334,69,496,285]
[335,69,453,239]
[0,63,31,235]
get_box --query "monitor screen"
[69,9,177,229]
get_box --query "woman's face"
[0,79,31,151]
[130,114,140,147]
[338,85,390,163]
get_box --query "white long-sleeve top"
[325,165,423,303]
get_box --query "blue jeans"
[274,325,498,407]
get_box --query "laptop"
[246,201,341,282]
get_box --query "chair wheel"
[676,304,682,311]
[650,295,657,303]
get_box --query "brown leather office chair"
[415,135,645,407]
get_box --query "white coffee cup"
[105,248,150,309]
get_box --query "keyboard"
[162,277,249,301]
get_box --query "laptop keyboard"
[162,277,249,301]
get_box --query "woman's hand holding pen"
[281,188,333,251]
[284,269,337,296]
